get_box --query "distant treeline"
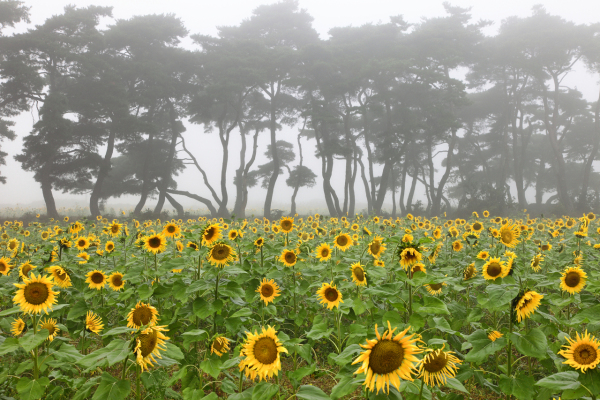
[1,0,600,218]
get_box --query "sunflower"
[175,241,184,252]
[108,272,126,291]
[477,251,489,260]
[316,281,343,310]
[411,263,426,275]
[105,241,115,253]
[108,222,122,237]
[482,257,506,280]
[334,233,353,252]
[239,326,288,381]
[201,224,221,245]
[472,221,484,232]
[350,263,367,286]
[558,331,600,373]
[368,236,386,259]
[187,241,199,251]
[514,290,543,323]
[162,223,181,238]
[77,252,90,264]
[499,223,520,248]
[363,227,372,236]
[530,254,544,272]
[315,243,332,262]
[353,321,422,394]
[85,270,107,290]
[488,331,503,342]
[211,336,231,357]
[85,311,104,334]
[143,234,167,254]
[39,317,60,341]
[280,217,294,233]
[463,264,477,281]
[452,241,463,252]
[374,259,385,268]
[75,237,90,251]
[13,273,58,314]
[0,256,13,276]
[425,282,446,296]
[134,325,170,372]
[254,237,265,248]
[208,242,236,268]
[11,317,26,336]
[18,261,36,279]
[48,266,71,289]
[560,266,587,294]
[127,301,159,329]
[256,278,281,305]
[418,344,462,387]
[400,248,422,270]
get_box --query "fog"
[1,0,599,217]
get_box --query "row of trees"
[1,1,600,218]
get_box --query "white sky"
[1,0,599,215]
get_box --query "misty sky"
[2,0,599,215]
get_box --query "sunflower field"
[1,212,600,400]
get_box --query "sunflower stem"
[506,304,514,400]
[418,379,425,400]
[213,272,220,337]
[32,314,39,380]
[121,356,129,380]
[136,365,141,400]
[238,368,244,393]
[292,265,297,316]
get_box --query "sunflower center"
[324,287,339,302]
[337,236,348,246]
[148,237,161,249]
[91,272,104,284]
[473,223,482,231]
[167,226,176,233]
[370,242,381,255]
[465,266,475,279]
[253,337,278,365]
[487,262,502,277]
[213,338,225,351]
[132,306,153,326]
[574,344,597,365]
[285,252,296,264]
[111,226,119,233]
[423,351,449,373]
[56,270,67,280]
[261,284,274,298]
[107,244,114,250]
[501,231,513,244]
[41,323,56,335]
[429,283,443,291]
[281,221,292,231]
[213,245,230,261]
[565,271,581,288]
[0,263,8,272]
[138,331,158,357]
[112,275,123,287]
[321,248,330,258]
[78,240,86,247]
[369,339,405,375]
[353,267,365,281]
[204,227,216,241]
[24,282,50,305]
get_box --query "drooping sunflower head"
[315,243,332,262]
[560,266,587,295]
[374,259,385,268]
[411,263,427,275]
[530,254,544,272]
[499,223,520,248]
[48,266,71,289]
[108,272,125,291]
[202,224,222,245]
[400,248,422,270]
[482,257,505,280]
[208,242,236,268]
[211,336,231,357]
[256,278,281,305]
[334,233,353,252]
[513,290,543,323]
[11,317,26,336]
[279,217,294,233]
[39,317,59,341]
[368,236,386,259]
[316,281,343,310]
[13,273,58,314]
[418,344,462,387]
[162,223,181,238]
[0,256,13,276]
[350,263,367,286]
[425,281,447,296]
[85,270,107,290]
[279,249,297,267]
[85,311,104,334]
[143,234,167,254]
[127,301,159,329]
[558,330,600,373]
[18,261,36,279]
[488,331,503,342]
[239,326,288,381]
[353,321,422,394]
[463,264,477,281]
[134,325,170,372]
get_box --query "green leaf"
[20,329,49,353]
[252,382,279,400]
[103,327,138,337]
[306,322,333,340]
[0,337,20,355]
[510,328,547,359]
[535,371,581,391]
[165,342,185,361]
[182,329,209,348]
[571,304,600,324]
[0,306,22,316]
[287,364,315,383]
[200,357,223,379]
[106,340,131,366]
[331,376,361,400]
[91,372,131,400]
[137,284,154,300]
[353,297,366,315]
[67,300,88,321]
[479,284,519,312]
[230,308,253,318]
[193,297,213,319]
[220,356,243,370]
[416,296,450,315]
[464,330,506,364]
[200,393,219,400]
[432,317,455,333]
[499,374,535,400]
[296,385,331,400]
[330,344,361,366]
[445,377,469,393]
[16,377,50,400]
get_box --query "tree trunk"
[233,124,247,217]
[165,192,184,218]
[406,164,418,212]
[357,155,372,215]
[90,128,116,217]
[511,107,527,209]
[536,159,545,206]
[431,128,457,216]
[153,101,180,215]
[41,172,59,219]
[578,87,600,211]
[399,159,408,214]
[349,147,358,216]
[263,84,280,219]
[134,105,156,215]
